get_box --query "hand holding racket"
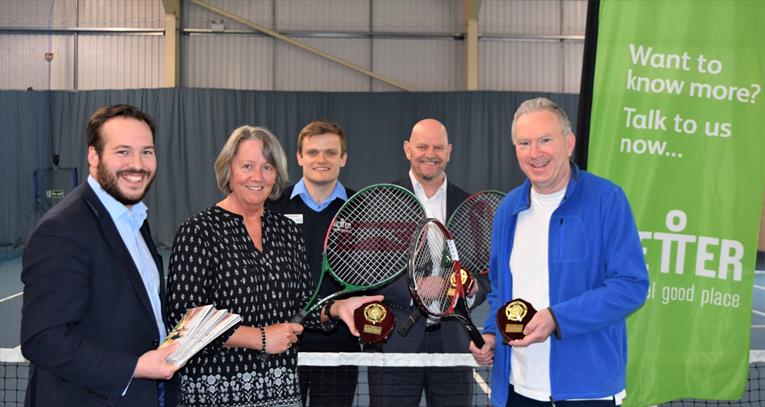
[414,276,449,300]
[290,183,425,325]
[405,218,485,348]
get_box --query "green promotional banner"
[587,1,764,405]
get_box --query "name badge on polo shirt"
[285,214,304,225]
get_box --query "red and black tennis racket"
[398,190,505,337]
[404,218,484,347]
[290,183,426,324]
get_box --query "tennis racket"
[405,218,484,347]
[290,183,426,324]
[446,190,506,278]
[398,190,505,337]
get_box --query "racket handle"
[468,326,485,348]
[397,309,421,337]
[289,310,307,324]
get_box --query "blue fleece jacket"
[484,165,649,406]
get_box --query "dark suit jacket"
[20,182,177,407]
[374,175,484,353]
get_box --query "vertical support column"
[162,0,181,87]
[463,0,481,90]
[74,0,80,90]
[369,0,374,91]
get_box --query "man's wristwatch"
[324,299,341,323]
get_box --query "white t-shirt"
[509,187,564,401]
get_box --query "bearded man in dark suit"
[21,104,180,407]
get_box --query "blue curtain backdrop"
[0,88,578,252]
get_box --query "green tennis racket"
[290,183,425,323]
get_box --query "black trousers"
[506,385,617,407]
[299,365,358,407]
[367,329,472,407]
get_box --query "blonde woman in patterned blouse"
[167,126,381,407]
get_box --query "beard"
[414,163,444,182]
[96,161,155,206]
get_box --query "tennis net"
[1,348,762,406]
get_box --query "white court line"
[473,369,491,396]
[0,291,23,303]
[753,309,765,317]
[754,284,765,291]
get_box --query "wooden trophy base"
[354,301,395,345]
[496,298,537,342]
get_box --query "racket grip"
[397,309,421,337]
[289,310,307,324]
[468,326,485,348]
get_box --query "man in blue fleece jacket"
[469,97,649,407]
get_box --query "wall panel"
[276,0,369,32]
[77,35,163,89]
[1,0,589,93]
[562,0,588,36]
[274,37,371,91]
[184,0,273,30]
[481,0,562,36]
[373,39,463,92]
[0,34,73,90]
[479,40,564,92]
[78,0,163,28]
[563,41,584,94]
[373,0,461,33]
[0,0,75,28]
[184,34,273,90]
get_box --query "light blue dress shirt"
[87,176,166,342]
[290,178,348,212]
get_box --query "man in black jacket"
[267,120,358,406]
[21,104,180,407]
[368,118,485,407]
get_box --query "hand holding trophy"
[496,298,537,342]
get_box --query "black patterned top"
[167,205,322,407]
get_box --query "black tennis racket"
[405,218,484,347]
[398,190,505,337]
[290,183,426,324]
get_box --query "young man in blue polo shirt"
[267,120,358,406]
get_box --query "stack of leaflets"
[161,305,241,366]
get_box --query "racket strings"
[448,193,505,275]
[327,187,424,287]
[411,223,457,315]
